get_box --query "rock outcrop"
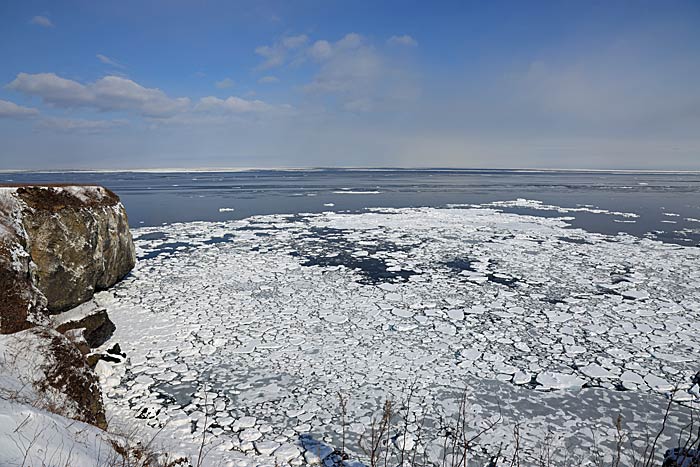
[53,299,116,348]
[0,184,135,455]
[15,186,136,312]
[0,327,107,428]
[0,185,135,332]
[0,192,48,333]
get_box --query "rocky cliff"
[14,186,136,312]
[0,186,162,465]
[0,190,47,333]
[0,184,135,426]
[0,185,135,331]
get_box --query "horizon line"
[2,166,700,175]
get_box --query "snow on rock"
[0,326,107,428]
[0,186,144,467]
[52,299,116,348]
[0,188,48,333]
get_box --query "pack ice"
[95,205,700,466]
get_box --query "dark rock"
[0,186,136,433]
[86,352,122,368]
[38,327,107,428]
[0,243,46,333]
[100,353,123,364]
[15,186,136,312]
[86,352,102,368]
[1,185,135,332]
[53,301,116,348]
[86,344,125,368]
[0,190,49,333]
[106,343,124,357]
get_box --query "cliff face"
[15,186,136,312]
[0,184,136,439]
[0,189,48,333]
[0,185,136,331]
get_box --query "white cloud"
[255,34,309,69]
[309,40,332,61]
[195,96,273,113]
[37,117,127,133]
[305,53,382,95]
[30,16,53,28]
[282,35,308,49]
[302,33,420,113]
[388,35,418,47]
[254,45,282,68]
[258,76,279,84]
[308,33,364,63]
[0,99,39,118]
[336,33,363,49]
[304,34,382,95]
[97,54,124,68]
[91,76,190,117]
[7,72,190,118]
[7,73,92,105]
[215,78,235,89]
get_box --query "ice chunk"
[536,372,586,390]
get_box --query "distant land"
[2,167,700,174]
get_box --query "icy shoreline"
[95,205,700,466]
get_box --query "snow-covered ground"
[0,397,120,467]
[95,204,700,466]
[0,330,124,467]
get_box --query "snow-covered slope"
[0,185,143,467]
[0,398,121,467]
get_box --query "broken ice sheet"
[96,206,700,465]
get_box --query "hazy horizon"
[4,166,700,174]
[1,1,699,170]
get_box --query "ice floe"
[331,190,381,195]
[96,205,700,466]
[483,198,640,218]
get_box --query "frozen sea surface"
[3,168,700,246]
[94,205,700,466]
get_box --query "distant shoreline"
[2,167,700,175]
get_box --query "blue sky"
[1,0,699,170]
